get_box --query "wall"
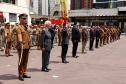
[0,0,31,25]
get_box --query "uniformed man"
[58,25,63,46]
[16,13,31,81]
[81,27,88,53]
[35,25,41,49]
[4,23,13,57]
[99,26,105,47]
[0,23,5,51]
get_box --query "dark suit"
[61,27,69,62]
[95,28,100,48]
[71,26,80,57]
[40,28,52,70]
[89,28,95,50]
[49,28,56,48]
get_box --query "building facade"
[69,0,126,32]
[30,0,49,17]
[0,0,31,25]
[94,0,117,8]
[70,0,93,10]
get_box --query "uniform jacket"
[82,28,88,42]
[16,25,30,49]
[5,28,13,42]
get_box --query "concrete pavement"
[0,36,126,84]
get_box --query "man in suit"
[49,25,56,48]
[61,23,69,63]
[95,26,100,48]
[89,26,96,51]
[40,20,52,72]
[16,13,31,81]
[71,22,81,58]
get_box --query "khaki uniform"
[16,25,30,76]
[5,27,13,56]
[58,28,62,46]
[36,28,41,49]
[99,27,105,47]
[81,28,88,53]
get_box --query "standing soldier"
[36,27,41,49]
[58,25,62,46]
[4,23,13,56]
[81,27,88,53]
[16,13,31,81]
[99,26,105,47]
[0,23,5,51]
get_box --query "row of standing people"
[0,15,121,81]
[89,25,121,51]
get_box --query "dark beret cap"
[18,13,28,18]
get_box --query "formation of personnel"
[0,14,122,81]
[89,25,121,51]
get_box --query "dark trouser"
[61,44,68,62]
[82,41,87,53]
[51,37,54,47]
[42,50,51,69]
[5,41,12,55]
[95,38,99,48]
[89,38,94,50]
[72,41,78,57]
[18,49,29,76]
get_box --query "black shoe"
[46,68,51,71]
[19,76,24,81]
[90,49,94,51]
[62,61,69,63]
[41,68,49,72]
[23,75,31,78]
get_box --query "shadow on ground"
[0,54,7,57]
[50,61,62,64]
[0,74,18,80]
[27,68,41,72]
[57,56,73,58]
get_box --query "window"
[94,1,117,8]
[9,13,17,22]
[118,1,126,7]
[2,0,16,4]
[96,0,109,2]
[53,11,59,16]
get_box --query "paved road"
[0,36,126,84]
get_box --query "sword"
[18,42,23,66]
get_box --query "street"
[0,35,126,84]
